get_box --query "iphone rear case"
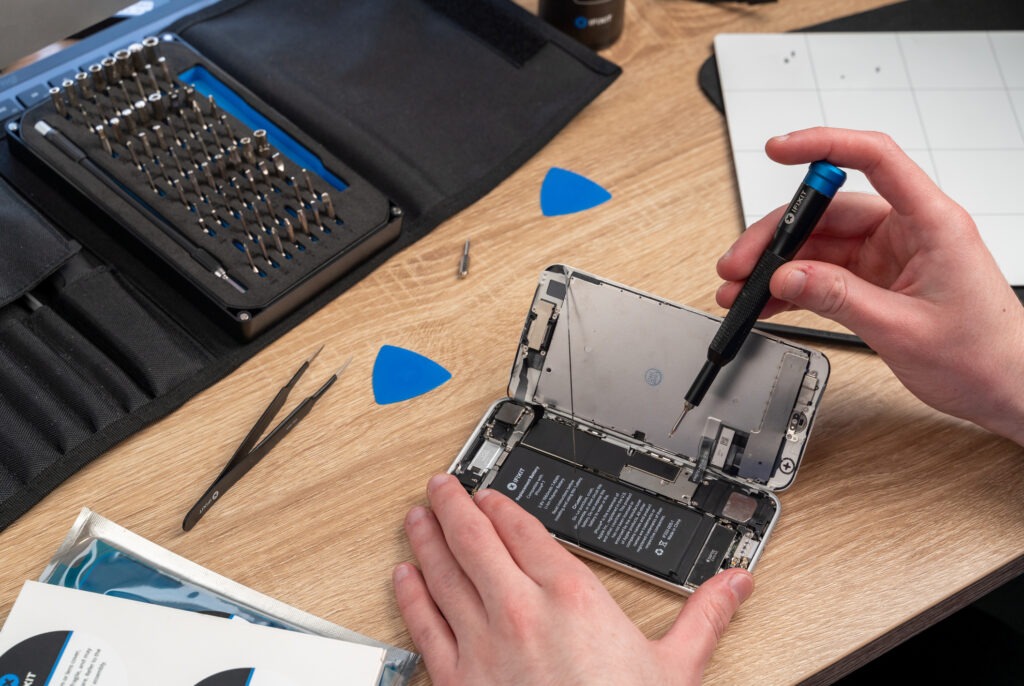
[448,265,829,594]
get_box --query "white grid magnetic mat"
[715,31,1024,285]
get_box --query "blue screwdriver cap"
[803,160,847,198]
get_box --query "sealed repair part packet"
[37,509,419,686]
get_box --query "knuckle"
[449,518,491,550]
[432,567,465,597]
[551,573,601,609]
[496,596,536,639]
[817,272,850,317]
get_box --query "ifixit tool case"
[15,37,402,340]
[0,0,621,531]
[449,266,829,594]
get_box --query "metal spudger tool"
[182,347,351,531]
[670,160,846,435]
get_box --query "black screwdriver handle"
[709,250,787,366]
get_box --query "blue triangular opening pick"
[372,345,452,405]
[540,167,612,217]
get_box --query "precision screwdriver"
[670,160,846,435]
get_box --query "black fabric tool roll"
[0,0,620,531]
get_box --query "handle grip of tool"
[709,250,787,365]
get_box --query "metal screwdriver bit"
[89,63,106,91]
[200,161,216,192]
[220,115,236,146]
[75,72,94,102]
[302,169,315,198]
[49,87,67,117]
[134,99,150,126]
[107,117,122,144]
[145,65,160,96]
[62,79,78,108]
[231,177,246,208]
[321,191,336,219]
[245,168,259,197]
[240,136,255,165]
[129,43,146,73]
[243,243,259,273]
[171,178,188,208]
[180,108,195,139]
[132,72,147,101]
[188,170,204,202]
[253,129,270,157]
[114,49,132,79]
[138,130,154,160]
[125,138,141,168]
[121,107,136,134]
[311,201,323,231]
[192,100,208,130]
[142,163,158,193]
[152,123,166,150]
[271,225,284,255]
[95,125,112,156]
[101,57,118,86]
[158,56,173,86]
[270,151,286,176]
[168,146,185,177]
[141,36,160,66]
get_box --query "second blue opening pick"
[372,345,452,405]
[540,167,612,216]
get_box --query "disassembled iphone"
[448,265,829,594]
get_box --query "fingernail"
[406,506,428,525]
[779,268,807,300]
[717,247,733,265]
[770,133,790,143]
[393,563,411,583]
[728,571,754,602]
[427,473,450,493]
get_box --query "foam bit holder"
[372,345,452,404]
[540,167,612,216]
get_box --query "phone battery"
[494,445,718,583]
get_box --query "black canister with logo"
[539,0,626,51]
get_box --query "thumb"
[771,261,908,338]
[660,569,753,669]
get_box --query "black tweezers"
[182,347,350,531]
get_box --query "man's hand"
[394,474,753,686]
[718,127,1024,446]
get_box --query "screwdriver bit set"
[13,36,402,339]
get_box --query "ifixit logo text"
[574,13,613,29]
[783,189,807,224]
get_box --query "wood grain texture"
[3,1,1024,684]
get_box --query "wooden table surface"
[3,1,1023,684]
